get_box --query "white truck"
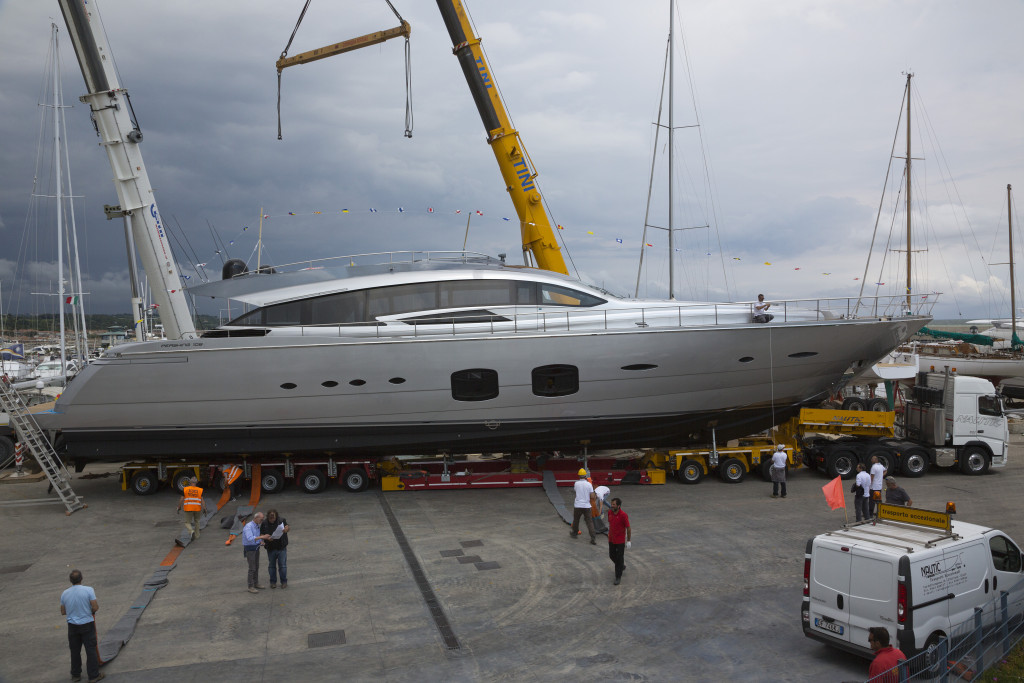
[802,505,1024,659]
[803,371,1008,479]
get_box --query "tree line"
[1,313,221,337]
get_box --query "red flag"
[822,476,845,511]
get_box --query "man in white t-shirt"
[593,484,611,533]
[853,463,872,522]
[570,469,597,544]
[869,455,887,517]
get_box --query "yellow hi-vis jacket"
[183,485,204,511]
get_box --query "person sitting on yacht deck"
[753,294,774,323]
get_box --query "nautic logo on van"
[920,553,964,580]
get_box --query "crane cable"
[276,1,414,140]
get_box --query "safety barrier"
[865,576,1024,682]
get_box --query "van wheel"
[922,633,947,676]
[959,447,990,475]
[130,470,159,496]
[826,449,857,479]
[298,468,326,493]
[676,459,704,485]
[261,468,285,494]
[718,458,746,483]
[901,448,929,477]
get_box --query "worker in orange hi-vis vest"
[177,477,208,541]
[222,464,243,499]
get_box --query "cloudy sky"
[1,0,1022,326]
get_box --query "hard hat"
[776,444,785,450]
[578,468,588,477]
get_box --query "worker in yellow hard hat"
[570,468,597,544]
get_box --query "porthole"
[389,377,406,385]
[451,369,499,401]
[321,381,339,388]
[738,356,754,363]
[621,364,658,371]
[788,351,819,358]
[280,382,297,390]
[532,364,579,397]
[349,379,366,386]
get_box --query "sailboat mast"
[1010,184,1016,348]
[52,24,68,376]
[667,0,676,300]
[905,73,913,312]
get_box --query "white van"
[802,505,1024,658]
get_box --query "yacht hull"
[40,316,924,460]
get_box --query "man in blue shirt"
[59,569,103,682]
[243,511,270,593]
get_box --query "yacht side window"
[990,535,1023,573]
[532,365,579,397]
[440,280,516,308]
[539,284,605,307]
[451,369,499,402]
[309,291,366,325]
[227,309,264,326]
[978,395,1002,417]
[368,283,438,318]
[264,301,302,326]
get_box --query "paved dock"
[2,439,1022,682]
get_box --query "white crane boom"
[57,0,196,340]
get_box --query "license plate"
[814,618,844,635]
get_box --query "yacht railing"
[255,250,502,273]
[219,293,937,339]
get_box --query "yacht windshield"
[225,278,606,327]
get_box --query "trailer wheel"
[170,469,194,494]
[261,468,285,494]
[868,398,890,412]
[959,447,990,475]
[900,448,929,477]
[341,467,368,492]
[130,470,159,496]
[718,458,746,483]
[841,397,867,411]
[298,468,326,493]
[826,449,857,479]
[675,459,704,485]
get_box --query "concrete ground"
[2,437,1022,683]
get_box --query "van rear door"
[848,549,896,648]
[808,542,853,644]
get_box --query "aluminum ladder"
[0,374,85,514]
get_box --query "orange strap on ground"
[248,464,262,506]
[160,545,183,566]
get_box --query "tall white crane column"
[57,0,196,340]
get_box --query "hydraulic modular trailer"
[119,452,664,495]
[121,457,378,496]
[803,371,1008,479]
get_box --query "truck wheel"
[868,398,889,411]
[718,458,746,483]
[866,449,893,473]
[261,468,285,494]
[760,459,774,482]
[341,467,368,492]
[675,459,704,485]
[826,450,857,479]
[841,397,867,411]
[959,447,990,475]
[130,470,159,496]
[171,469,194,493]
[298,468,326,493]
[900,448,929,477]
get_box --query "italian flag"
[65,295,79,305]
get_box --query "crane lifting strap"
[276,0,413,139]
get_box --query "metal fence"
[865,576,1024,682]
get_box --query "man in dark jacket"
[884,476,913,507]
[260,509,290,589]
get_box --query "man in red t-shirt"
[607,497,631,585]
[867,626,906,683]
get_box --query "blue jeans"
[268,548,287,585]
